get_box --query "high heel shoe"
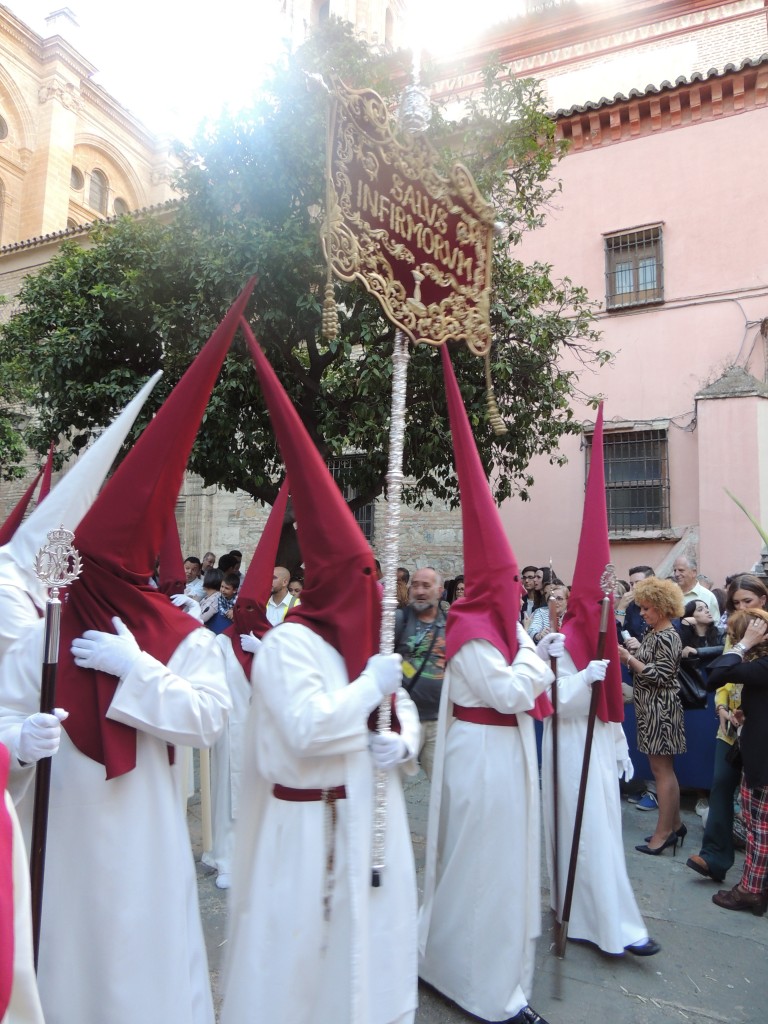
[646,822,687,846]
[635,832,679,856]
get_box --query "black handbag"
[677,658,708,710]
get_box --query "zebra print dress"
[632,626,686,755]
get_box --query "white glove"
[583,659,610,685]
[170,593,203,622]
[71,616,142,679]
[618,757,634,782]
[240,632,262,654]
[516,622,535,649]
[17,708,69,764]
[536,632,565,661]
[370,730,408,770]
[365,653,403,697]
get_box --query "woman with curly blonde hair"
[619,577,685,856]
[706,608,768,915]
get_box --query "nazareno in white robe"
[222,622,420,1024]
[0,619,231,1024]
[418,636,553,1023]
[541,650,648,954]
[201,633,252,879]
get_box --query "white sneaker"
[215,873,231,889]
[695,798,709,818]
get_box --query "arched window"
[88,168,108,214]
[311,0,329,27]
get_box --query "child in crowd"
[199,568,224,626]
[204,571,239,634]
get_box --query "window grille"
[328,456,375,543]
[588,428,670,533]
[604,225,663,310]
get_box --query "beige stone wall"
[0,8,177,248]
[174,478,464,582]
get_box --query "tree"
[0,19,607,509]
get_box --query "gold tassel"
[484,349,508,436]
[321,102,339,342]
[321,280,338,341]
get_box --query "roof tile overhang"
[556,53,768,152]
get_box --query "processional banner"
[323,78,496,355]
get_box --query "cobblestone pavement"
[190,765,766,1023]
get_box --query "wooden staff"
[30,526,81,968]
[548,592,561,956]
[548,588,564,999]
[554,564,615,958]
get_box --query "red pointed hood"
[0,469,44,546]
[157,513,186,597]
[560,404,624,724]
[440,345,552,718]
[38,441,55,502]
[0,443,57,547]
[225,477,290,676]
[242,320,380,681]
[58,279,257,778]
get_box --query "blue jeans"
[699,737,742,880]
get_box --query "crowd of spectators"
[179,543,768,916]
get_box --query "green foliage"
[0,18,605,507]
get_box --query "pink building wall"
[501,95,768,588]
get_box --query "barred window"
[604,225,663,310]
[588,428,670,534]
[328,456,375,544]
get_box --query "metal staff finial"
[30,524,81,966]
[34,525,82,592]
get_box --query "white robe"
[202,634,252,878]
[222,622,420,1024]
[541,651,648,954]
[418,637,553,1023]
[0,622,231,1024]
[2,789,45,1024]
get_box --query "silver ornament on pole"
[371,330,411,885]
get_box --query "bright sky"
[16,1,608,142]
[19,0,293,141]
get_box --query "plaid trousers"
[740,779,768,894]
